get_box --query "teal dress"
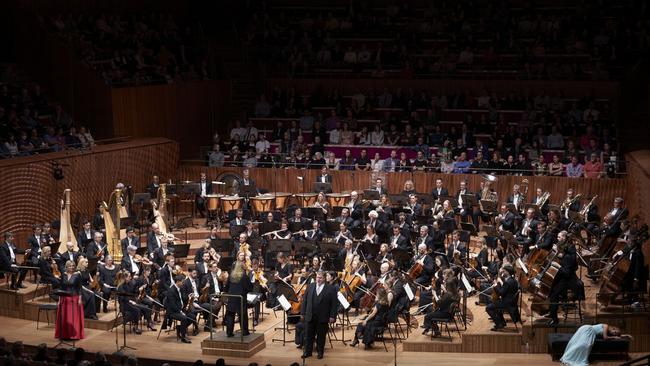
[560,324,605,366]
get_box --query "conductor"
[300,270,338,359]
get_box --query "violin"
[254,269,268,288]
[91,273,101,291]
[199,283,210,303]
[51,258,61,279]
[150,280,159,298]
[134,254,153,266]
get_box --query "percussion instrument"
[295,193,317,207]
[221,196,243,212]
[205,194,223,211]
[250,195,275,213]
[326,193,351,207]
[271,192,292,211]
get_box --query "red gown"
[55,273,85,340]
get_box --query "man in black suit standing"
[147,223,163,258]
[431,178,449,201]
[300,271,338,359]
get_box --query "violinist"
[146,223,163,257]
[250,258,267,326]
[422,280,459,337]
[120,227,139,259]
[333,222,352,245]
[201,260,227,323]
[158,255,177,303]
[389,225,409,252]
[224,251,252,337]
[395,212,412,237]
[121,245,142,277]
[411,244,434,286]
[446,231,468,266]
[98,255,118,313]
[77,220,94,252]
[197,251,212,279]
[267,252,293,308]
[26,225,43,269]
[182,267,211,334]
[616,237,648,308]
[117,270,155,334]
[405,194,422,219]
[415,226,435,254]
[194,240,213,265]
[42,223,55,246]
[350,286,392,350]
[365,210,386,237]
[85,232,108,266]
[152,238,174,267]
[37,246,60,288]
[548,231,579,327]
[467,238,489,281]
[162,274,193,343]
[486,265,519,331]
[375,194,393,222]
[347,257,368,314]
[135,266,159,321]
[76,257,98,320]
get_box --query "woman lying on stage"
[350,286,392,349]
[560,323,631,366]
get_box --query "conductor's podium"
[201,332,266,358]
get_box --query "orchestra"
[2,173,647,362]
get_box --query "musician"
[38,246,60,288]
[401,180,416,196]
[42,223,55,247]
[548,231,579,326]
[446,230,468,265]
[314,191,330,216]
[299,270,337,359]
[224,251,252,337]
[416,225,435,254]
[196,172,212,217]
[315,166,333,193]
[163,274,193,343]
[430,221,446,255]
[335,208,354,227]
[338,240,355,267]
[201,260,226,322]
[529,221,555,252]
[152,239,174,268]
[196,252,212,278]
[120,227,139,259]
[158,255,177,302]
[58,241,80,272]
[267,252,293,308]
[300,220,324,242]
[396,212,412,237]
[361,224,380,249]
[346,191,363,226]
[468,238,489,281]
[615,238,648,307]
[350,286,391,350]
[76,257,98,320]
[405,194,422,218]
[411,244,434,286]
[244,221,260,245]
[121,245,142,277]
[533,188,549,215]
[497,204,516,233]
[237,168,257,195]
[333,222,352,245]
[182,267,212,333]
[561,188,581,221]
[146,223,163,257]
[433,199,455,224]
[0,232,27,290]
[374,194,393,222]
[98,255,118,313]
[422,280,459,337]
[117,270,154,334]
[289,208,309,228]
[229,209,248,237]
[369,177,386,196]
[365,210,386,237]
[146,175,161,197]
[269,220,292,240]
[431,178,449,201]
[348,257,369,312]
[507,184,525,214]
[77,221,94,252]
[606,197,628,230]
[454,181,473,223]
[389,225,409,252]
[486,265,520,331]
[27,225,43,267]
[194,240,213,266]
[376,243,393,264]
[472,180,494,226]
[516,208,539,253]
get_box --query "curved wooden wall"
[179,166,627,214]
[0,138,179,245]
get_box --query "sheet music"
[404,283,415,301]
[247,293,258,303]
[337,291,351,310]
[461,273,472,293]
[277,294,291,311]
[517,258,529,275]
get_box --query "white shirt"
[458,190,466,208]
[200,181,207,197]
[174,284,184,308]
[7,242,15,262]
[190,279,199,297]
[535,196,543,205]
[513,194,521,210]
[211,273,221,293]
[320,175,328,183]
[316,283,324,296]
[129,255,140,274]
[521,219,531,236]
[84,230,92,239]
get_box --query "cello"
[289,272,315,315]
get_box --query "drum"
[326,193,351,207]
[250,195,275,213]
[221,196,243,212]
[295,193,317,207]
[271,192,292,211]
[205,194,223,211]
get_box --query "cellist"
[38,246,60,288]
[485,265,519,331]
[410,243,434,287]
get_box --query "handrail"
[209,293,245,343]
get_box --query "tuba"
[58,189,78,253]
[479,174,498,213]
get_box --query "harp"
[58,189,78,253]
[101,189,124,262]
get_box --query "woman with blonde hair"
[76,257,98,319]
[55,260,84,340]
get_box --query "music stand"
[303,208,324,222]
[389,195,408,207]
[460,222,478,236]
[288,221,306,233]
[173,244,190,259]
[229,224,246,237]
[133,193,151,205]
[351,228,366,240]
[366,260,381,276]
[267,240,292,256]
[419,195,435,205]
[331,206,345,217]
[461,194,476,208]
[115,291,137,352]
[525,204,540,216]
[361,242,380,259]
[480,200,498,214]
[484,236,498,250]
[48,242,62,255]
[325,221,340,236]
[135,247,148,257]
[390,248,412,269]
[259,222,279,235]
[212,238,232,254]
[483,225,498,237]
[294,241,316,260]
[362,189,380,201]
[239,184,257,198]
[441,195,458,208]
[313,182,332,193]
[318,242,339,257]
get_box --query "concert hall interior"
[1,1,650,365]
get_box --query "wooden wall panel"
[179,166,627,214]
[111,81,231,158]
[0,138,179,246]
[626,150,650,224]
[266,79,619,100]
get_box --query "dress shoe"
[253,320,258,326]
[192,327,199,336]
[17,283,26,289]
[317,354,323,359]
[422,328,430,335]
[226,333,234,338]
[161,323,168,330]
[296,344,303,349]
[242,331,250,336]
[133,328,142,335]
[204,326,212,332]
[433,331,441,337]
[301,353,312,359]
[89,315,98,320]
[350,339,358,347]
[181,337,192,344]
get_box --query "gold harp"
[101,189,124,262]
[58,189,78,253]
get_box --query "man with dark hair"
[486,265,519,331]
[1,232,29,289]
[163,274,194,343]
[300,271,338,359]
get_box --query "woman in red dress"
[55,260,84,340]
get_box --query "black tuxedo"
[152,247,173,267]
[146,183,161,198]
[196,261,211,279]
[0,242,26,288]
[334,216,353,227]
[27,235,41,262]
[389,234,410,251]
[58,250,80,272]
[316,174,332,185]
[38,257,60,287]
[415,235,435,253]
[534,231,555,251]
[486,276,520,326]
[120,255,142,276]
[507,194,525,213]
[499,211,516,233]
[446,240,468,264]
[77,230,94,251]
[430,230,446,255]
[411,254,434,285]
[163,285,194,338]
[300,282,338,357]
[147,232,163,256]
[85,240,108,261]
[431,187,449,201]
[158,265,176,300]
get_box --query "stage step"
[201,332,266,358]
